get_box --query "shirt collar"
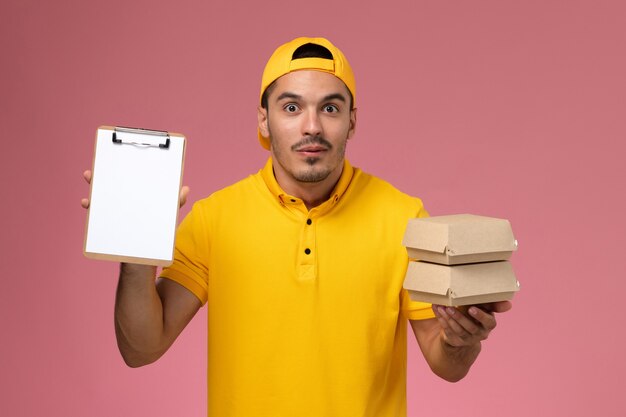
[260,157,354,211]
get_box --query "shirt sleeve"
[400,288,435,320]
[400,197,435,321]
[160,201,210,304]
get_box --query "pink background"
[2,0,625,415]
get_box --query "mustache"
[291,135,333,151]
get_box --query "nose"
[302,109,322,137]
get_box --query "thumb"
[179,186,190,208]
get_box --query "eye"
[323,104,339,113]
[284,104,299,113]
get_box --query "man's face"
[258,70,356,186]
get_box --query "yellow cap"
[258,37,356,150]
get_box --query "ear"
[347,107,357,140]
[258,106,270,138]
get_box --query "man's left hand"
[432,301,512,348]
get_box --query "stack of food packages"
[402,214,520,307]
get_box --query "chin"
[293,168,332,183]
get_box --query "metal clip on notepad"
[112,126,170,149]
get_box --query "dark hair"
[260,43,353,109]
[292,43,334,60]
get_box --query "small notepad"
[84,126,186,266]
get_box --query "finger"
[444,307,481,335]
[468,306,497,331]
[179,186,190,208]
[437,307,467,335]
[432,304,442,317]
[434,311,464,346]
[82,170,92,208]
[490,301,512,313]
[436,306,475,344]
[476,301,512,314]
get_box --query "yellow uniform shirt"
[161,158,434,417]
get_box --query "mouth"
[292,136,332,157]
[295,147,328,161]
[295,145,328,156]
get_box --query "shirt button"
[306,219,312,225]
[304,248,311,255]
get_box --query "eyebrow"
[275,92,347,103]
[321,93,346,103]
[275,92,302,102]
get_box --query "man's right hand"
[80,169,190,209]
[81,169,199,367]
[114,262,202,367]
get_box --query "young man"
[83,37,511,417]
